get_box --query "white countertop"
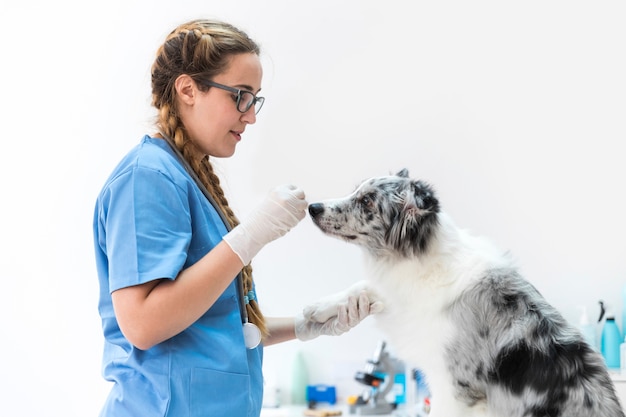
[610,370,626,382]
[260,405,413,417]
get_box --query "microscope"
[349,340,404,415]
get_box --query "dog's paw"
[302,295,343,323]
[302,280,384,323]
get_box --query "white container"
[578,306,596,349]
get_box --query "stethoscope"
[162,135,262,349]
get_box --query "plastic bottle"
[290,350,309,405]
[622,285,626,340]
[578,305,596,350]
[621,337,626,375]
[599,301,621,369]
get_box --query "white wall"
[1,1,625,415]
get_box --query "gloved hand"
[224,184,308,266]
[295,281,385,341]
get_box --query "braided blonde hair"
[150,19,267,338]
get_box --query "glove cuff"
[223,225,263,266]
[294,313,317,342]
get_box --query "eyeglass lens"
[238,91,264,114]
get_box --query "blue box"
[306,385,337,405]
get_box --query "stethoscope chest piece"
[243,322,261,349]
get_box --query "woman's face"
[178,53,263,158]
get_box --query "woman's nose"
[240,107,257,124]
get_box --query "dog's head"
[308,169,440,258]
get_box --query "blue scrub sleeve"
[103,166,192,292]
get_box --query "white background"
[1,1,625,415]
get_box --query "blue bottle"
[599,301,621,369]
[622,285,626,340]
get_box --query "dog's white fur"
[363,212,506,417]
[305,169,624,417]
[305,213,507,416]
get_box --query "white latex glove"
[223,184,307,266]
[295,281,385,341]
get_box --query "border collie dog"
[306,169,624,417]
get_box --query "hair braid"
[150,19,268,339]
[199,161,266,337]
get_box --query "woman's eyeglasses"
[199,80,265,115]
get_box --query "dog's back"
[447,267,623,417]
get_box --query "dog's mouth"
[324,228,358,241]
[311,217,358,241]
[337,232,358,240]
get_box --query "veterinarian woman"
[93,19,380,417]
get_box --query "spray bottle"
[599,300,621,369]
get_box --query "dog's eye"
[359,194,374,208]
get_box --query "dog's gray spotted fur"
[308,168,440,258]
[309,169,624,417]
[448,267,617,416]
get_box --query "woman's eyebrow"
[234,83,261,94]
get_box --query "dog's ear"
[387,180,439,256]
[396,180,439,223]
[398,180,439,213]
[395,168,409,178]
[410,180,439,213]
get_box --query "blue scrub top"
[93,135,263,417]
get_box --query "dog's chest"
[367,261,454,317]
[369,279,455,366]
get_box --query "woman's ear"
[174,74,197,105]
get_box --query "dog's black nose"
[308,203,325,218]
